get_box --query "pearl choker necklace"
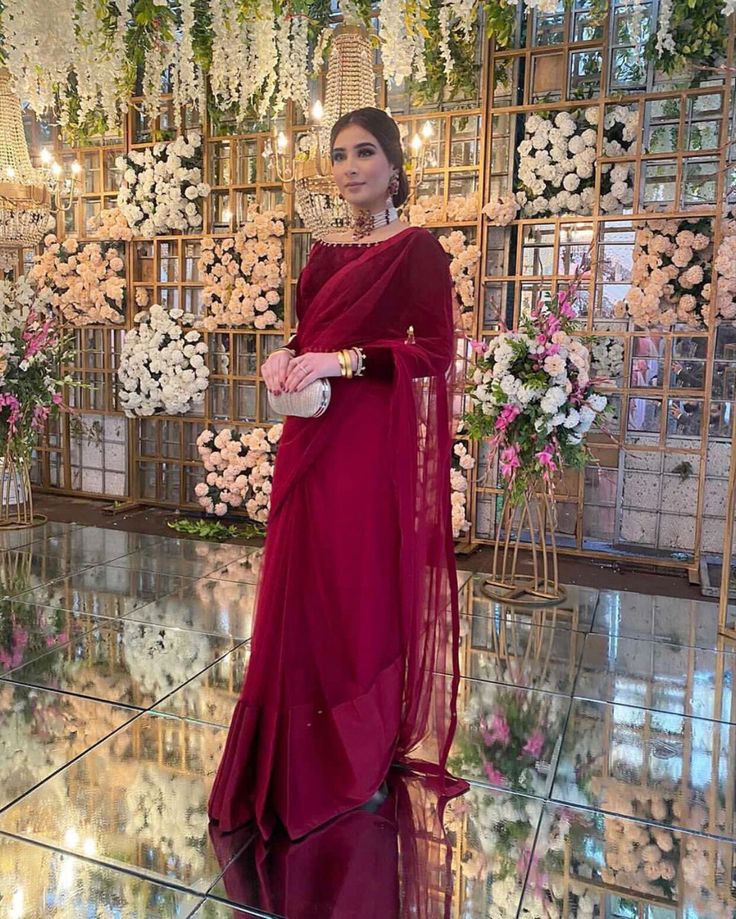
[351,205,399,241]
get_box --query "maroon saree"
[208,225,467,840]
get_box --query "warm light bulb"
[71,161,81,175]
[82,837,96,857]
[276,132,288,153]
[40,148,52,164]
[311,100,323,123]
[63,827,79,848]
[410,134,422,154]
[51,162,62,177]
[422,121,433,139]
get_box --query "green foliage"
[645,0,727,73]
[414,0,480,105]
[481,0,517,49]
[166,517,265,540]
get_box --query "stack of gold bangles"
[337,347,366,379]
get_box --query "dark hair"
[329,107,410,208]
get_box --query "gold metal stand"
[482,489,567,607]
[0,451,46,529]
[718,399,736,640]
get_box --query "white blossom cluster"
[590,336,625,383]
[379,0,426,85]
[516,106,637,217]
[273,13,311,114]
[117,305,210,417]
[116,134,210,237]
[451,441,475,537]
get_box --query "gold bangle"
[273,346,296,357]
[342,348,353,379]
[336,349,347,377]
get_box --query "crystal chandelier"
[0,68,80,260]
[266,24,431,239]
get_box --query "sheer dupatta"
[271,227,466,794]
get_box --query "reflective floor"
[1,522,734,917]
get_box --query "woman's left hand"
[283,351,343,392]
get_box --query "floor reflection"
[0,521,733,917]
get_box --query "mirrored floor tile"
[469,575,599,632]
[127,581,257,640]
[577,632,736,723]
[2,620,242,709]
[37,527,167,563]
[19,565,194,618]
[457,569,473,592]
[593,589,720,649]
[448,677,571,796]
[155,643,250,727]
[1,549,94,599]
[0,520,83,553]
[110,542,253,581]
[552,697,736,840]
[522,802,736,918]
[0,684,138,813]
[0,599,98,676]
[0,832,203,917]
[189,900,257,917]
[206,549,266,585]
[460,615,585,694]
[0,713,252,893]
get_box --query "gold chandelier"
[267,25,431,239]
[0,68,80,259]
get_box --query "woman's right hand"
[262,349,294,395]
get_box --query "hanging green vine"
[645,0,728,74]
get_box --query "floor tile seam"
[589,625,721,652]
[106,551,258,581]
[0,637,248,716]
[202,829,278,918]
[203,892,281,919]
[466,609,593,634]
[514,804,545,919]
[546,795,736,845]
[0,707,145,820]
[2,559,105,601]
[118,603,253,642]
[433,664,579,697]
[571,689,736,729]
[543,692,576,804]
[0,621,102,679]
[459,775,547,802]
[0,827,207,899]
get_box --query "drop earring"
[388,173,400,197]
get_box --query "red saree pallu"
[208,225,468,840]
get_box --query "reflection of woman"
[629,336,660,430]
[208,108,466,840]
[209,772,453,919]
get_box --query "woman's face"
[331,124,395,213]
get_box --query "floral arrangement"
[86,207,134,242]
[617,218,713,328]
[515,106,637,218]
[0,281,72,460]
[714,214,736,320]
[117,305,209,417]
[407,192,479,226]
[482,193,520,227]
[194,426,282,522]
[0,601,69,673]
[116,134,210,237]
[450,687,558,794]
[438,230,481,312]
[464,274,608,503]
[199,208,287,332]
[590,336,625,384]
[451,439,475,538]
[28,234,126,326]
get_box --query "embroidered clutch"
[268,379,332,418]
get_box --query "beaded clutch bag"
[268,379,332,418]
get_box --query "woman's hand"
[262,349,294,395]
[284,351,346,392]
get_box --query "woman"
[208,107,467,841]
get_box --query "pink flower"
[522,730,545,759]
[483,761,507,786]
[499,444,521,479]
[535,444,557,471]
[52,392,63,406]
[484,712,511,746]
[495,404,521,432]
